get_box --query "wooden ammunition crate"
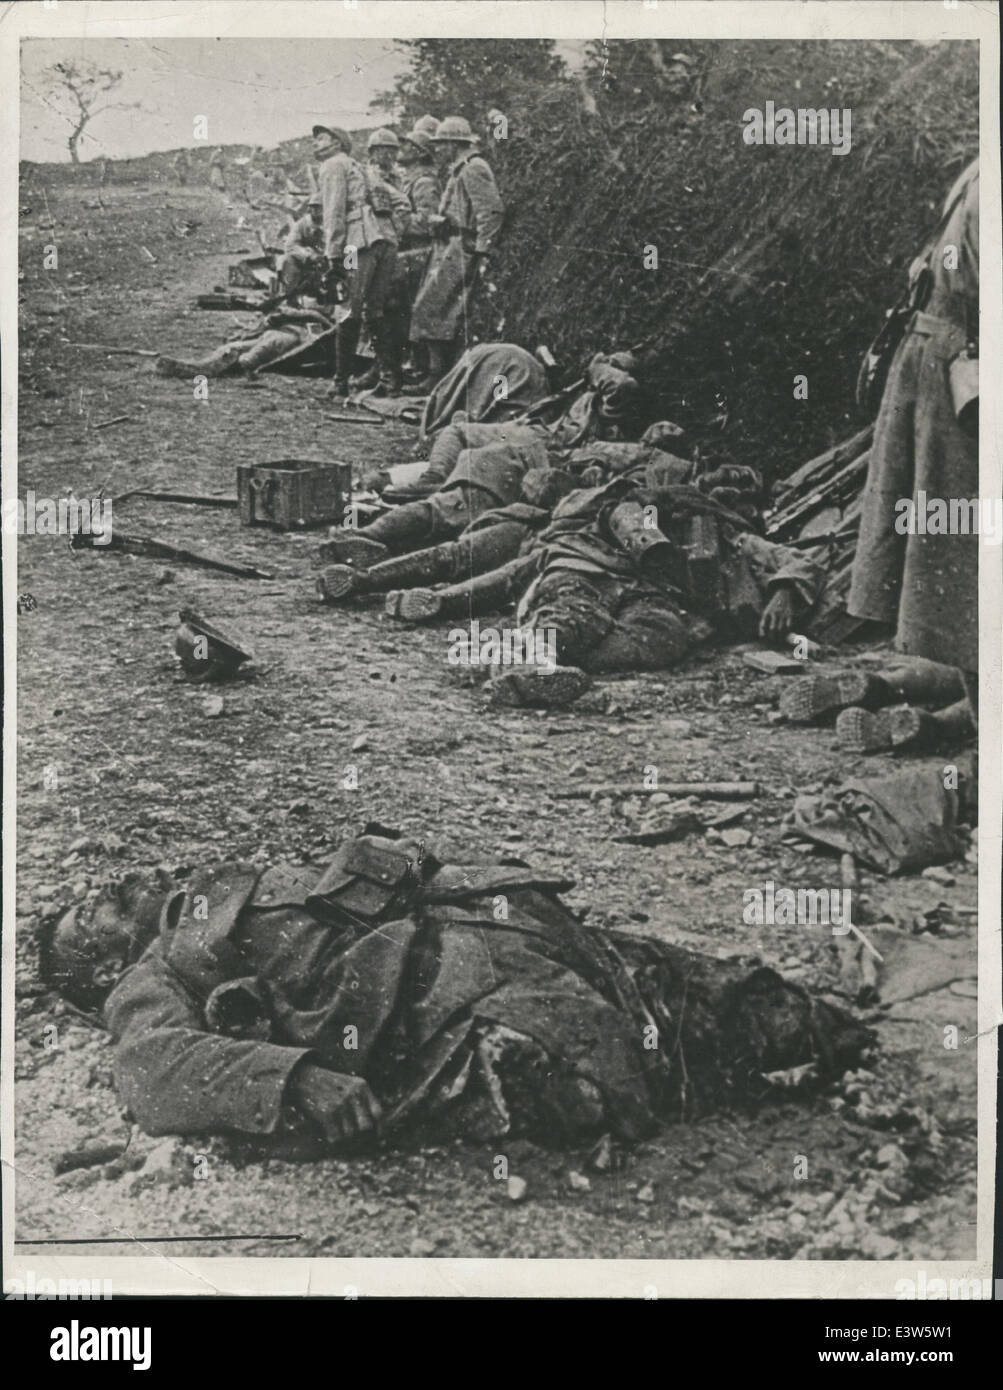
[237,460,352,530]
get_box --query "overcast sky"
[22,37,417,162]
[20,36,585,163]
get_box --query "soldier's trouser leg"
[236,329,302,373]
[333,317,361,394]
[156,342,247,378]
[319,485,484,572]
[383,524,533,621]
[524,573,690,674]
[360,244,400,391]
[423,422,544,489]
[349,500,440,552]
[418,553,540,621]
[370,320,403,393]
[526,572,618,670]
[332,245,382,391]
[590,594,692,672]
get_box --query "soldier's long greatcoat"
[410,149,504,344]
[100,833,870,1147]
[848,161,979,672]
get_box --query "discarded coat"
[848,160,979,672]
[421,343,549,437]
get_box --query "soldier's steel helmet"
[402,129,435,155]
[367,127,400,150]
[174,608,252,683]
[311,124,352,152]
[413,114,440,136]
[431,116,477,143]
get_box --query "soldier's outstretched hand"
[759,587,795,639]
[288,1062,383,1146]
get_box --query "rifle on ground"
[70,528,273,579]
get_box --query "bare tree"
[47,60,138,164]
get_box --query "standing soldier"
[208,146,226,191]
[407,115,504,394]
[311,122,396,399]
[353,128,411,395]
[847,159,980,730]
[171,148,190,186]
[393,122,442,383]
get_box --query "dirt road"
[13,174,977,1266]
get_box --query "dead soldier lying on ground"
[155,301,338,380]
[40,828,873,1154]
[317,427,802,706]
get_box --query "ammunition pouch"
[305,835,422,928]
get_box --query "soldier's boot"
[350,545,461,604]
[607,500,675,576]
[404,341,429,383]
[349,359,381,390]
[319,501,437,567]
[780,660,965,726]
[328,317,361,398]
[318,542,453,605]
[368,324,404,397]
[485,664,594,710]
[403,340,449,396]
[387,552,539,624]
[156,344,244,379]
[836,698,975,754]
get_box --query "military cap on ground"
[174,608,252,683]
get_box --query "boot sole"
[385,589,442,622]
[835,706,896,753]
[485,665,593,709]
[780,671,888,725]
[318,535,388,568]
[316,565,363,603]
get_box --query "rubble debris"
[742,649,806,675]
[54,1140,128,1175]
